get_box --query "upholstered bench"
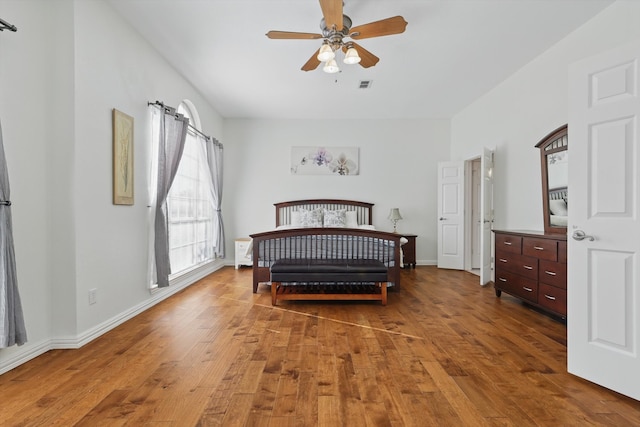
[269,259,388,306]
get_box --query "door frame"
[464,158,480,273]
[463,150,494,285]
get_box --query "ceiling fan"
[266,0,408,73]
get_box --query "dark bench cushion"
[270,259,388,283]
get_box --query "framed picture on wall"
[291,146,359,175]
[112,108,134,205]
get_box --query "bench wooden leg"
[271,282,279,306]
[381,282,388,306]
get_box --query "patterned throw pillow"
[323,209,346,227]
[299,208,323,227]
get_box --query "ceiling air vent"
[359,80,372,89]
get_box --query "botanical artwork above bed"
[290,146,359,175]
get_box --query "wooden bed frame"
[249,199,403,296]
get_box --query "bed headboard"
[274,199,374,227]
[549,187,568,202]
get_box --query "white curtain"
[0,119,27,347]
[198,136,225,258]
[150,107,189,288]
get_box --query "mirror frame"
[535,124,568,235]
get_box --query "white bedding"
[550,215,568,226]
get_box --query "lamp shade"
[343,47,361,64]
[317,43,335,62]
[388,208,403,221]
[323,59,340,74]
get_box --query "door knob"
[572,230,595,241]
[439,217,447,221]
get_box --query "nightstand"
[235,238,252,269]
[400,234,417,268]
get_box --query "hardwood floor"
[2,266,640,426]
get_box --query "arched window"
[165,101,216,275]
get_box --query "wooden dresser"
[493,230,567,318]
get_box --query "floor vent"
[359,80,372,89]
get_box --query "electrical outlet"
[88,288,97,305]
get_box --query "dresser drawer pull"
[544,271,557,276]
[523,287,533,292]
[523,265,533,270]
[499,258,507,263]
[544,294,556,301]
[503,241,512,246]
[498,277,507,282]
[533,246,544,251]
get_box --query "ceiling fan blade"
[347,42,379,68]
[350,16,408,40]
[319,0,343,30]
[302,49,322,72]
[266,31,323,40]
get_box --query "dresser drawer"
[558,241,567,263]
[538,283,567,316]
[538,260,567,289]
[495,234,522,254]
[495,250,538,280]
[495,270,538,303]
[236,240,249,251]
[523,237,557,261]
[235,238,252,269]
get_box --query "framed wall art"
[112,108,134,205]
[291,146,359,175]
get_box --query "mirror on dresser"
[535,124,568,235]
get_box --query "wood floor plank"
[3,266,640,426]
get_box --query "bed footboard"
[249,228,402,293]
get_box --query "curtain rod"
[0,17,17,32]
[148,100,222,148]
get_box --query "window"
[166,102,216,276]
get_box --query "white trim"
[0,260,224,375]
[0,338,52,375]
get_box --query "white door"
[437,161,464,269]
[568,39,640,400]
[479,148,494,285]
[471,160,481,269]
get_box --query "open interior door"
[568,39,640,400]
[437,161,464,269]
[480,148,494,285]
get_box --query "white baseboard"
[0,338,53,375]
[0,260,224,375]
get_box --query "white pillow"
[290,211,302,227]
[345,211,358,228]
[357,224,376,230]
[549,199,568,216]
[276,224,297,230]
[323,209,346,227]
[299,207,323,227]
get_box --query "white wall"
[223,118,451,265]
[0,0,224,373]
[0,0,70,367]
[451,0,640,231]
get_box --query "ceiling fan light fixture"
[323,58,340,73]
[343,46,361,65]
[317,43,335,62]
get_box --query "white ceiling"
[107,0,614,120]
